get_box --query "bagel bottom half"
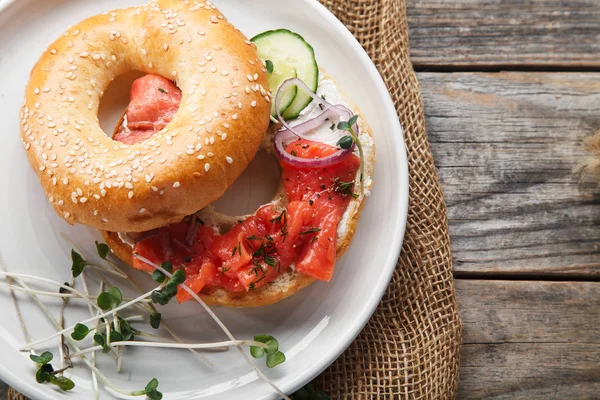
[102,72,375,307]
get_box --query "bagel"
[20,0,271,232]
[103,71,376,307]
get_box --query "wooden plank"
[407,0,600,68]
[456,280,600,399]
[0,382,6,399]
[418,71,600,276]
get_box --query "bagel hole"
[212,150,281,216]
[98,71,146,137]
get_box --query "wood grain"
[456,280,600,399]
[419,72,600,276]
[407,0,600,68]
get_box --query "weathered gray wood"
[418,72,600,276]
[407,0,600,68]
[456,280,600,344]
[456,280,600,399]
[0,382,7,400]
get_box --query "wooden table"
[408,0,600,398]
[2,1,599,399]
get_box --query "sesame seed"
[80,197,88,203]
[163,43,169,51]
[173,181,180,188]
[34,88,40,94]
[221,70,229,76]
[232,113,238,120]
[210,67,217,73]
[128,191,134,199]
[80,52,89,58]
[204,163,210,171]
[251,101,257,107]
[148,62,153,69]
[139,208,146,214]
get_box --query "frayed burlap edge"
[314,0,462,398]
[6,1,461,399]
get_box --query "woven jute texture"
[6,0,461,399]
[313,0,462,398]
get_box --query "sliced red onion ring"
[274,128,354,168]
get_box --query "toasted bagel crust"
[103,71,375,307]
[20,0,271,232]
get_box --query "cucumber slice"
[266,62,297,117]
[251,29,318,120]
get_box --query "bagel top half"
[20,0,271,232]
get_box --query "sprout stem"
[69,340,267,358]
[133,253,291,400]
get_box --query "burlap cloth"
[7,0,461,399]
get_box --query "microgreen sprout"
[95,241,109,260]
[337,114,365,196]
[71,249,87,277]
[250,335,286,368]
[265,59,274,74]
[30,351,75,391]
[151,267,186,306]
[152,262,172,284]
[150,313,162,329]
[97,287,123,311]
[71,323,91,341]
[144,378,163,400]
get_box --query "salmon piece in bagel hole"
[104,70,376,308]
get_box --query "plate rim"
[0,0,409,398]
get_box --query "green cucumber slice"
[266,62,297,117]
[251,29,318,120]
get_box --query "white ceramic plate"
[0,0,408,399]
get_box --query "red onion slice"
[134,229,160,244]
[274,128,354,168]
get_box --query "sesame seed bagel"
[103,71,376,307]
[20,0,271,232]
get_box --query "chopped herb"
[300,227,321,235]
[330,122,335,130]
[238,241,242,256]
[270,210,288,240]
[291,150,297,156]
[231,246,237,257]
[249,282,255,291]
[264,256,276,267]
[265,59,274,74]
[311,236,319,243]
[221,266,231,274]
[334,178,358,198]
[158,88,168,94]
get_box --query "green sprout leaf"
[265,59,274,74]
[150,313,162,329]
[161,261,173,274]
[347,114,359,127]
[250,335,284,368]
[71,249,86,278]
[30,351,53,365]
[35,364,53,383]
[93,333,111,353]
[336,121,349,131]
[171,269,186,285]
[152,270,166,283]
[108,287,123,305]
[71,323,90,341]
[110,330,124,342]
[145,378,163,400]
[97,287,122,310]
[151,290,170,306]
[49,375,75,391]
[336,135,354,150]
[118,319,134,341]
[95,241,109,260]
[266,351,286,368]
